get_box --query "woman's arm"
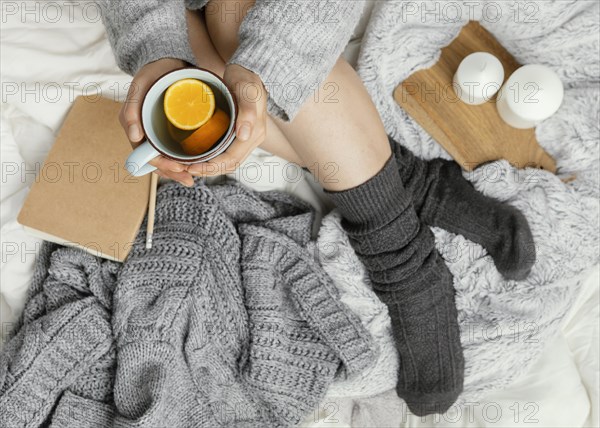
[97,0,197,76]
[226,0,366,121]
[99,0,365,121]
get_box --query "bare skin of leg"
[192,2,392,191]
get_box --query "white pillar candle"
[496,64,564,129]
[453,52,504,105]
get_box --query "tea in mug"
[164,78,230,156]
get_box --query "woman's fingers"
[162,170,195,187]
[147,156,194,186]
[151,166,194,187]
[148,155,188,174]
[227,63,267,146]
[119,78,151,147]
[188,137,253,176]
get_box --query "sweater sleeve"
[97,0,197,76]
[228,0,366,122]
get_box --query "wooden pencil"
[145,173,159,249]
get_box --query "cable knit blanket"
[0,182,375,427]
[314,0,600,403]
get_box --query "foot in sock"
[326,156,464,416]
[391,139,536,280]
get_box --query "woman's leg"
[204,3,390,191]
[200,1,464,415]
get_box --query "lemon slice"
[164,79,216,130]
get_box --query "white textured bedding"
[0,2,597,427]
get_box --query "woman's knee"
[204,0,255,62]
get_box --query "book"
[17,96,151,262]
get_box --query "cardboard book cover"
[17,96,151,262]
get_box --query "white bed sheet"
[0,2,597,427]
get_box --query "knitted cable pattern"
[0,179,375,427]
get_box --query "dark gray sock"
[391,139,536,280]
[326,156,464,416]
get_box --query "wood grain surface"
[394,21,557,173]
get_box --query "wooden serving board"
[394,21,557,173]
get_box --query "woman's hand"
[121,58,195,186]
[188,64,267,176]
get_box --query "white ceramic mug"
[125,67,237,176]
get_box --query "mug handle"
[125,140,159,177]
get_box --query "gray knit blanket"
[0,181,375,427]
[315,0,600,403]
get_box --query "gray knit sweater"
[97,0,365,121]
[0,180,374,427]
